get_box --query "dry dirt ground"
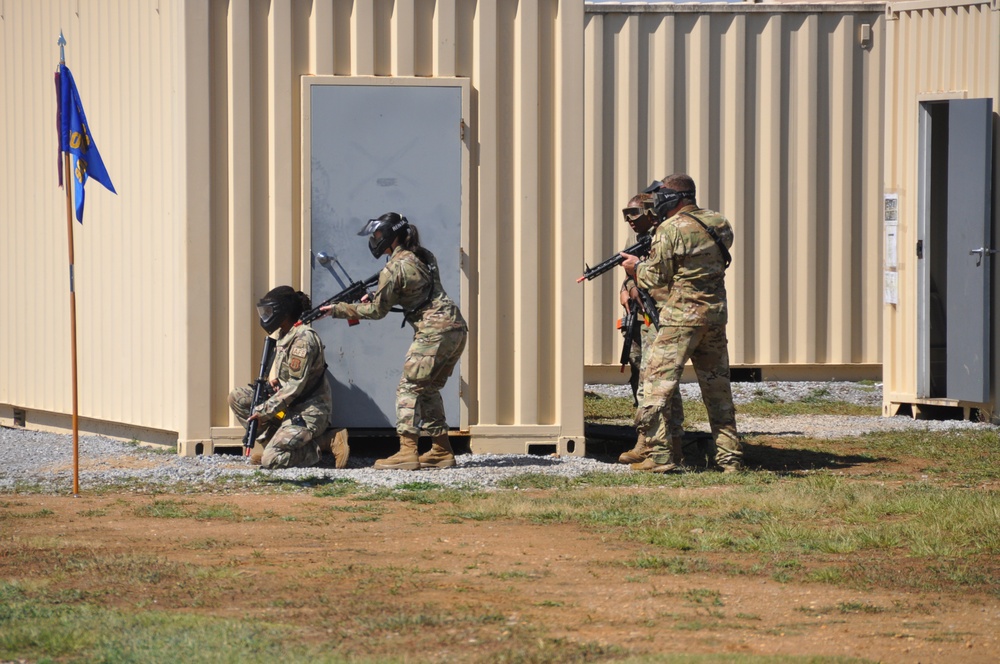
[2,470,997,664]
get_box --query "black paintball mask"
[644,180,696,220]
[256,286,298,334]
[358,212,410,259]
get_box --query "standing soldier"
[621,175,742,473]
[320,213,468,470]
[617,193,685,466]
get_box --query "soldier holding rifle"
[620,174,742,473]
[228,286,349,469]
[615,193,687,466]
[318,213,468,471]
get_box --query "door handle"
[313,250,351,289]
[969,247,998,267]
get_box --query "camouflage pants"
[637,319,685,448]
[635,324,740,466]
[397,327,467,436]
[228,386,324,469]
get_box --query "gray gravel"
[2,382,995,494]
[586,380,884,407]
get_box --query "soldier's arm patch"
[288,357,303,374]
[290,343,308,358]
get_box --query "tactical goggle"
[256,303,276,320]
[622,207,645,222]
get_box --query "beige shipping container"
[583,3,886,383]
[0,0,587,455]
[882,0,1000,421]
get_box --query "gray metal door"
[308,83,463,429]
[946,98,993,402]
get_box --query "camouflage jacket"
[329,246,466,334]
[256,324,332,421]
[621,230,662,324]
[635,204,733,327]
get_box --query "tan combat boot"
[419,434,456,469]
[630,437,684,473]
[374,433,420,470]
[630,457,678,473]
[618,433,652,464]
[330,428,350,469]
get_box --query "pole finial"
[58,30,66,65]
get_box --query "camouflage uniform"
[228,324,332,469]
[327,246,467,436]
[621,275,685,445]
[634,204,741,468]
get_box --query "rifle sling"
[681,212,732,268]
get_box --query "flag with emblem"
[57,63,116,223]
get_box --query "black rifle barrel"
[243,335,277,452]
[297,272,381,326]
[576,235,651,283]
[619,309,639,368]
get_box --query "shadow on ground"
[585,422,886,472]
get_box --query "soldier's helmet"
[643,179,696,220]
[257,285,303,333]
[358,212,410,258]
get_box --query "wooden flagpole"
[59,32,80,496]
[63,151,80,496]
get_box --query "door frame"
[300,75,472,430]
[915,93,994,402]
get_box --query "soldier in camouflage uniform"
[617,193,685,465]
[321,212,467,471]
[621,174,742,473]
[229,286,345,470]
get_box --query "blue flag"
[59,64,116,223]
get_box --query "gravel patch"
[0,429,627,494]
[2,382,995,494]
[587,380,884,407]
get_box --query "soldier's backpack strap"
[681,212,732,268]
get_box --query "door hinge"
[460,119,466,140]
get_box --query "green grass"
[437,467,1000,594]
[584,391,636,420]
[584,392,881,424]
[0,582,333,664]
[0,386,994,662]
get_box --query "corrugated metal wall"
[881,0,1000,414]
[582,3,886,382]
[2,0,913,450]
[0,0,194,444]
[1,0,587,452]
[206,0,586,452]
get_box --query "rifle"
[297,271,381,326]
[577,233,661,330]
[618,306,641,372]
[243,335,277,456]
[576,235,651,283]
[634,287,660,330]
